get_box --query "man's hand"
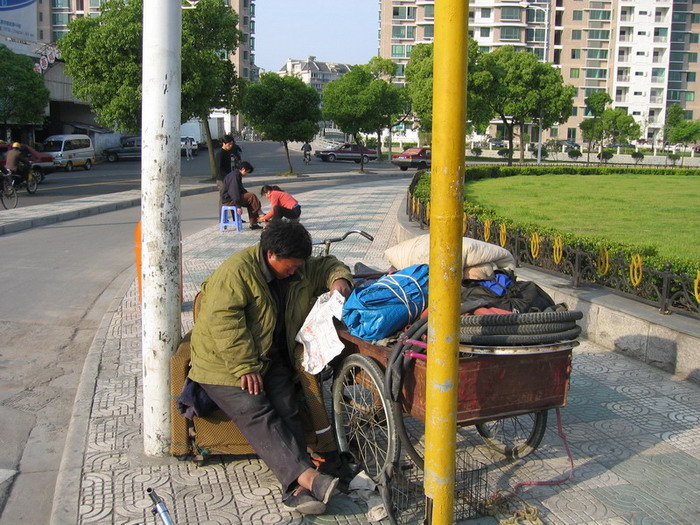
[240,372,263,395]
[330,278,352,298]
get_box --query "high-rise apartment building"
[379,0,700,145]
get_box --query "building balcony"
[617,75,630,82]
[615,96,628,103]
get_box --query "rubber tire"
[418,162,427,169]
[460,310,583,327]
[65,162,73,172]
[459,321,578,336]
[26,176,38,194]
[1,183,18,209]
[84,159,92,170]
[328,154,336,162]
[459,326,581,346]
[332,354,400,483]
[107,153,118,163]
[400,166,408,171]
[476,410,548,459]
[33,169,45,183]
[362,155,370,163]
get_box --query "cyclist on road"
[5,142,31,181]
[301,141,312,164]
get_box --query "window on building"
[526,10,545,23]
[391,45,405,58]
[571,49,581,59]
[694,14,700,23]
[89,0,100,7]
[52,30,68,40]
[636,51,646,56]
[243,50,248,60]
[652,68,665,80]
[570,68,580,78]
[690,34,699,44]
[587,49,608,60]
[550,126,559,138]
[501,26,520,40]
[572,11,583,21]
[424,5,434,18]
[395,64,405,77]
[249,37,254,50]
[501,6,520,20]
[481,8,491,18]
[586,69,607,79]
[589,10,611,20]
[654,27,668,41]
[393,6,416,20]
[672,32,686,43]
[480,27,490,38]
[572,29,581,40]
[588,30,610,40]
[424,25,434,38]
[243,16,248,25]
[570,107,578,116]
[686,92,696,101]
[52,0,70,7]
[688,72,697,82]
[52,12,71,25]
[567,129,577,141]
[684,110,694,120]
[689,53,698,62]
[670,71,682,81]
[526,28,545,42]
[673,12,687,23]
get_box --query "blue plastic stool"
[219,205,243,232]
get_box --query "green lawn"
[463,174,700,263]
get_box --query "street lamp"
[520,1,550,163]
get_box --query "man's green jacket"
[189,243,352,386]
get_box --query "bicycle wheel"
[332,354,400,482]
[475,410,548,459]
[1,181,18,209]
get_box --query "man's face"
[266,252,305,280]
[240,168,248,176]
[222,141,233,151]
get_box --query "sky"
[253,0,379,73]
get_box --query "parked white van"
[43,134,96,171]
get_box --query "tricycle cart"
[331,327,577,482]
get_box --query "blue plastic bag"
[342,264,429,341]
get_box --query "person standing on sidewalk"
[188,220,353,515]
[259,185,301,225]
[220,161,263,230]
[215,135,242,190]
[184,137,194,161]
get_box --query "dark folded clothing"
[177,378,219,419]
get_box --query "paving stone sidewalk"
[50,178,700,525]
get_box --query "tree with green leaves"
[241,73,321,173]
[667,120,700,152]
[404,40,491,143]
[663,103,685,145]
[599,108,641,147]
[0,45,50,140]
[470,46,574,164]
[58,0,242,177]
[322,65,405,170]
[580,91,612,163]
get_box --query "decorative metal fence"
[406,191,700,319]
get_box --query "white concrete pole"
[141,0,182,456]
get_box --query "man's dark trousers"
[201,355,315,499]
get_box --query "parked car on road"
[391,147,431,171]
[43,134,96,171]
[556,140,581,151]
[486,138,505,148]
[104,137,142,162]
[0,143,54,179]
[314,143,377,163]
[180,136,199,156]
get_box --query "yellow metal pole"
[424,0,468,524]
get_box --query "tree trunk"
[519,122,526,163]
[355,133,365,172]
[202,119,217,180]
[375,128,383,161]
[283,140,293,173]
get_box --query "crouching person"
[188,220,353,514]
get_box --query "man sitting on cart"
[188,220,353,515]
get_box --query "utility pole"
[424,1,468,524]
[141,0,182,456]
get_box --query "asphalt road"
[13,140,395,209]
[0,140,402,524]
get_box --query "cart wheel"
[475,410,548,459]
[332,354,400,482]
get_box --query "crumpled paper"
[296,291,346,374]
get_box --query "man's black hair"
[240,161,254,173]
[260,220,312,260]
[222,134,234,144]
